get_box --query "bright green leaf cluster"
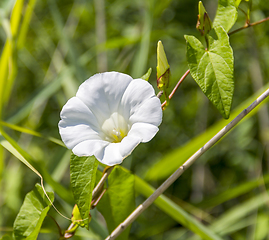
[185,0,237,119]
[13,184,54,240]
[185,26,234,119]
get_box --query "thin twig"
[161,70,190,109]
[91,189,107,209]
[92,166,114,200]
[105,87,269,240]
[229,16,269,35]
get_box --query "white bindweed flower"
[59,72,162,166]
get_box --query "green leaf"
[97,166,135,240]
[185,26,234,119]
[13,184,54,240]
[235,0,243,7]
[213,0,238,32]
[70,154,99,228]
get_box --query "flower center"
[101,112,129,143]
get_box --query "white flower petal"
[120,79,156,120]
[129,97,162,126]
[59,97,100,131]
[76,72,132,123]
[128,122,159,143]
[97,143,123,166]
[60,124,102,150]
[59,72,163,166]
[119,136,141,158]
[59,97,102,149]
[72,139,109,157]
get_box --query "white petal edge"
[119,135,141,158]
[96,143,123,166]
[60,124,102,150]
[72,139,109,157]
[128,122,159,143]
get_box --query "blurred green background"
[1,0,269,239]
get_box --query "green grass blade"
[0,130,42,178]
[0,129,73,204]
[0,121,65,147]
[196,173,269,209]
[134,176,222,240]
[145,83,269,181]
[131,2,152,78]
[17,0,37,49]
[6,67,71,124]
[211,191,269,235]
[2,0,25,104]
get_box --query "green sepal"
[141,68,152,81]
[70,204,90,228]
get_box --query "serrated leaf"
[185,26,234,118]
[213,0,238,32]
[13,184,54,240]
[97,166,135,240]
[70,154,98,228]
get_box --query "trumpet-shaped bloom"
[59,72,162,166]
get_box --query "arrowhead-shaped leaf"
[213,0,238,32]
[70,154,98,228]
[13,184,54,240]
[97,166,135,240]
[185,26,234,118]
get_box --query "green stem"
[161,69,190,109]
[229,16,269,35]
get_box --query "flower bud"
[196,1,212,36]
[156,41,170,90]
